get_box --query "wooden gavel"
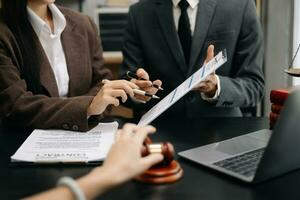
[136,138,183,184]
[141,142,175,166]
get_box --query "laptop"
[179,90,300,183]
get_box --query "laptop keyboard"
[213,148,265,177]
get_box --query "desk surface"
[1,117,300,200]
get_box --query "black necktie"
[178,0,192,66]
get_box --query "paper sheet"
[138,50,227,126]
[11,122,118,163]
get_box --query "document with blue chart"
[138,49,227,127]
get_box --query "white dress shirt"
[172,0,221,101]
[172,0,198,35]
[27,4,70,97]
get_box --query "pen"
[126,71,164,90]
[101,79,160,99]
[133,89,160,99]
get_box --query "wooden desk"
[1,117,300,200]
[103,51,123,79]
[103,51,123,64]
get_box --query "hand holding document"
[11,122,118,164]
[138,49,227,127]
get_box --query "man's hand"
[193,45,218,98]
[130,68,162,102]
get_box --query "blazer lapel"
[35,36,60,97]
[61,15,87,97]
[155,0,187,73]
[188,0,217,74]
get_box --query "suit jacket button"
[62,124,69,130]
[72,125,79,131]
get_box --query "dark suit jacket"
[121,0,265,119]
[0,7,111,132]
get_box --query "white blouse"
[27,4,70,97]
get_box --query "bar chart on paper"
[138,49,227,127]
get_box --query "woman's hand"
[87,80,138,116]
[74,124,163,199]
[90,124,163,185]
[25,124,163,200]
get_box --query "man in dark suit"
[121,0,265,119]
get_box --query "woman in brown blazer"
[0,0,161,131]
[0,1,164,199]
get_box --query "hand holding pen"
[126,71,163,91]
[87,80,139,117]
[88,78,159,117]
[126,68,163,102]
[102,79,160,100]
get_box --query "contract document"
[138,49,227,127]
[11,122,118,164]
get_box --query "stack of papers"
[11,122,118,164]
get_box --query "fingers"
[153,80,162,88]
[102,80,138,97]
[117,124,156,146]
[194,73,215,86]
[194,79,213,93]
[121,123,139,139]
[136,68,149,80]
[205,45,214,64]
[197,82,210,93]
[140,154,164,170]
[131,79,152,88]
[115,130,122,141]
[109,89,127,103]
[105,96,120,107]
[195,73,218,96]
[133,69,163,92]
[202,74,215,83]
[145,79,162,95]
[133,93,150,102]
[135,126,156,145]
[103,79,138,89]
[196,81,210,92]
[101,88,127,105]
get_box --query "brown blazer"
[0,7,111,132]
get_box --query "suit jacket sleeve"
[120,6,150,111]
[216,0,265,107]
[0,19,108,132]
[84,16,112,96]
[121,5,145,78]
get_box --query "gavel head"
[141,142,175,166]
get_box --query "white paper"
[11,122,118,163]
[138,50,228,126]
